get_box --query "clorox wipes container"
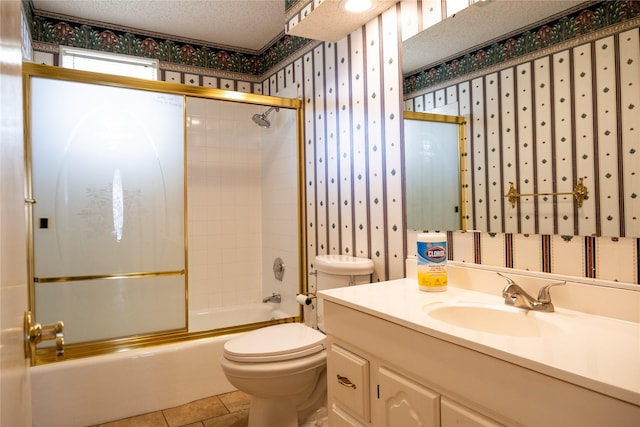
[416,233,448,291]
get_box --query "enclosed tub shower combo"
[23,63,308,426]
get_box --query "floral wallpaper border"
[403,0,640,95]
[29,8,312,77]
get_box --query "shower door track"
[34,269,186,284]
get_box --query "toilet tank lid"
[315,254,374,276]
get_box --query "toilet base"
[246,369,327,427]
[248,397,298,427]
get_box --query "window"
[60,46,159,80]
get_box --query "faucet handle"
[498,272,535,304]
[497,272,515,285]
[537,281,566,303]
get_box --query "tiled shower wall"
[187,99,264,312]
[186,99,299,314]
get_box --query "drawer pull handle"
[337,374,357,389]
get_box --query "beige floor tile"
[98,411,168,427]
[163,396,230,427]
[218,391,251,413]
[202,409,249,427]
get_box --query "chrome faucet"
[498,273,565,312]
[262,293,282,303]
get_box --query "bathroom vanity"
[319,262,640,427]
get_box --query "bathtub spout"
[262,293,282,303]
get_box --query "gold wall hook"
[506,177,588,208]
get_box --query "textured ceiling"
[287,0,401,42]
[31,0,286,53]
[402,0,588,74]
[31,0,590,64]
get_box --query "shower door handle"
[24,311,64,365]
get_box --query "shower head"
[252,106,279,128]
[252,113,270,128]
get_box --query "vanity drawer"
[327,343,370,422]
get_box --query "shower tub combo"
[31,303,292,427]
[24,65,304,427]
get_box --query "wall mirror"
[402,1,640,238]
[404,111,466,232]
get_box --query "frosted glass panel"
[35,275,186,344]
[30,78,185,278]
[405,119,460,231]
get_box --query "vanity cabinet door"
[441,397,504,427]
[376,366,440,427]
[327,343,370,423]
[329,403,368,427]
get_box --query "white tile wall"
[186,97,300,315]
[187,98,263,312]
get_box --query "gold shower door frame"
[23,63,306,364]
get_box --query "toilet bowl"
[220,323,327,427]
[219,254,374,427]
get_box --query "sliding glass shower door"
[28,76,186,346]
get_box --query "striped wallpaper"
[31,1,639,284]
[272,2,640,284]
[262,6,407,284]
[300,9,405,283]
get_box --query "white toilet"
[220,254,374,427]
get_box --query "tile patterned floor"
[94,391,250,427]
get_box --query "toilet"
[219,254,374,427]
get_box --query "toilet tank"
[314,255,374,331]
[315,255,375,291]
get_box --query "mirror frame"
[403,110,467,232]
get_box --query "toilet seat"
[223,323,326,363]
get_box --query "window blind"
[60,47,159,80]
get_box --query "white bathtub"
[31,335,234,427]
[30,304,294,427]
[189,303,291,332]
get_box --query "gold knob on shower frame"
[24,311,65,366]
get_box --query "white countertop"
[318,278,640,406]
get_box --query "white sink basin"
[423,302,566,337]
